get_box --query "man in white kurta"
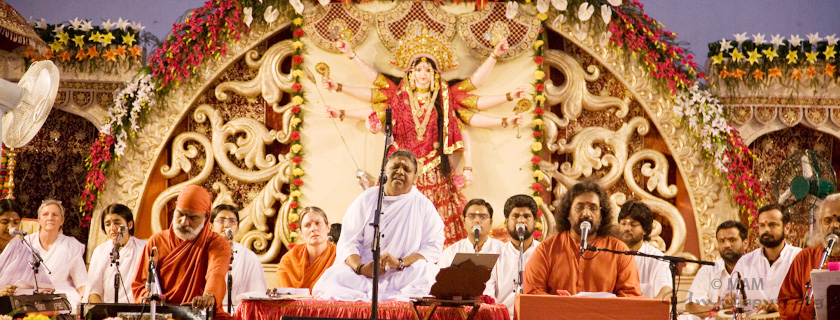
[731,204,801,312]
[484,195,540,318]
[684,220,747,318]
[210,204,268,310]
[0,237,53,290]
[84,236,146,303]
[438,199,504,267]
[25,232,87,311]
[617,200,671,298]
[312,151,444,301]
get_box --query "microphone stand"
[227,236,234,314]
[516,232,524,294]
[370,108,393,320]
[584,245,714,320]
[111,231,124,303]
[144,248,163,320]
[20,234,51,292]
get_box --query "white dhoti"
[313,186,444,301]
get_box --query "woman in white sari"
[84,203,146,303]
[0,199,52,296]
[24,199,87,312]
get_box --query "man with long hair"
[523,179,641,297]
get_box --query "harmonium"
[81,303,211,320]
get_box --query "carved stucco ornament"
[215,40,297,113]
[542,49,629,121]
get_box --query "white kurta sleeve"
[415,201,444,263]
[84,243,109,301]
[335,189,373,264]
[70,241,88,290]
[687,265,714,305]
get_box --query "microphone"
[807,233,840,305]
[579,221,591,255]
[146,247,157,291]
[516,223,526,241]
[472,224,481,252]
[112,226,126,262]
[224,228,234,241]
[9,227,27,237]
[384,108,393,146]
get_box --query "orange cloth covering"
[523,231,642,297]
[276,242,337,291]
[132,187,232,320]
[778,244,840,320]
[176,185,212,213]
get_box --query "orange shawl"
[276,242,336,291]
[131,214,231,319]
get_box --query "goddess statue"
[322,26,527,245]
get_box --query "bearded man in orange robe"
[778,193,840,320]
[132,185,232,319]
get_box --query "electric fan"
[774,149,836,233]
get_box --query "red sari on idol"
[368,74,480,246]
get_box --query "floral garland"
[529,29,547,241]
[708,32,838,92]
[79,74,155,217]
[674,85,764,226]
[25,17,144,73]
[285,10,307,246]
[0,147,9,198]
[148,0,246,92]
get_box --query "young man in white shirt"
[438,199,505,267]
[484,194,540,318]
[210,204,267,311]
[731,204,801,313]
[617,200,671,299]
[684,220,747,318]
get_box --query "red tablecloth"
[234,299,509,320]
[515,295,670,320]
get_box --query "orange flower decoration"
[43,50,55,60]
[57,51,71,62]
[791,69,803,80]
[129,45,142,58]
[719,66,731,78]
[86,46,99,59]
[825,64,836,77]
[806,66,817,79]
[768,68,783,78]
[732,68,746,80]
[104,48,118,62]
[751,69,765,80]
[115,45,127,57]
[75,49,87,61]
[23,47,36,59]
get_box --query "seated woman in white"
[24,200,87,312]
[84,203,147,303]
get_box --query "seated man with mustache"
[684,220,747,319]
[523,179,641,297]
[132,185,232,320]
[732,204,801,314]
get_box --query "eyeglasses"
[466,213,491,221]
[823,216,840,226]
[214,218,238,225]
[574,202,600,213]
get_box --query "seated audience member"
[25,199,87,312]
[276,206,336,291]
[779,194,840,319]
[617,200,671,299]
[328,223,341,243]
[132,185,232,320]
[439,198,504,267]
[684,220,747,318]
[523,179,641,296]
[210,204,267,310]
[484,194,540,318]
[312,150,444,301]
[0,199,51,296]
[732,204,801,313]
[85,204,147,303]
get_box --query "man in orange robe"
[778,193,840,320]
[276,207,336,291]
[524,180,641,297]
[132,185,232,320]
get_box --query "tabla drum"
[749,312,780,320]
[715,310,734,320]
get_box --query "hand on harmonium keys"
[0,285,15,297]
[185,293,216,310]
[755,300,778,313]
